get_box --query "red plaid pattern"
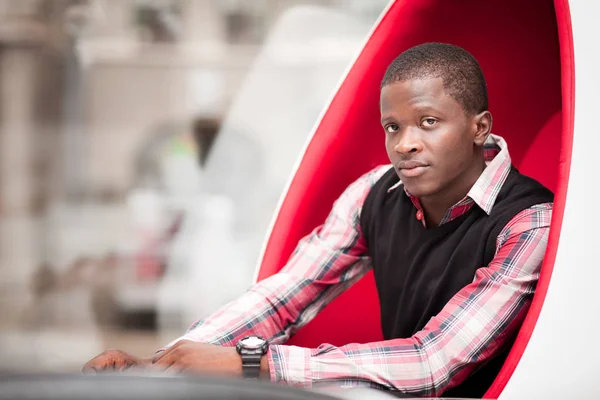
[169,135,552,396]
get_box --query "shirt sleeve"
[268,203,553,397]
[164,165,392,348]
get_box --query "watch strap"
[240,352,262,379]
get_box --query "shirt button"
[416,210,423,221]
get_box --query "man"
[83,43,553,398]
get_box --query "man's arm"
[164,166,391,348]
[267,203,552,397]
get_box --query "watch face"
[240,336,266,350]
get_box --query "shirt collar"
[387,134,512,215]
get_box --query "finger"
[119,361,136,372]
[153,359,175,370]
[163,362,185,375]
[118,359,132,372]
[81,364,98,375]
[151,349,167,364]
[152,343,183,363]
[82,356,107,374]
[151,353,176,371]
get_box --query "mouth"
[396,160,430,178]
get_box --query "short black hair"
[381,43,488,115]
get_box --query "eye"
[421,118,438,127]
[385,123,399,134]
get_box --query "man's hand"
[82,349,150,373]
[151,340,243,376]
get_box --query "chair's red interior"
[258,0,566,397]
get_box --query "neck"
[420,157,486,226]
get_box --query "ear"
[472,111,493,146]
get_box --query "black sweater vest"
[360,167,553,398]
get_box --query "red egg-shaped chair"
[255,0,574,397]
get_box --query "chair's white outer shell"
[500,1,600,399]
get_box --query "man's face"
[380,77,482,200]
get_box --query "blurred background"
[0,0,388,372]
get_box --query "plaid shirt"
[170,134,552,396]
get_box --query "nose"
[393,129,423,154]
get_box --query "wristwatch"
[236,335,269,379]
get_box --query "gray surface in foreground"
[0,374,468,400]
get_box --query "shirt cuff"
[268,344,313,387]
